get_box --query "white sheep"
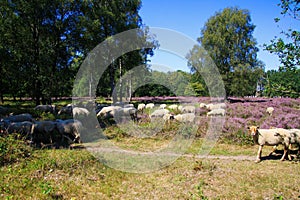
[168,104,178,110]
[58,105,73,115]
[266,107,274,116]
[3,113,33,123]
[56,119,82,143]
[34,105,56,114]
[6,121,33,138]
[145,103,155,110]
[115,107,138,122]
[274,128,300,159]
[31,120,58,145]
[181,105,196,113]
[247,126,290,163]
[72,107,90,117]
[137,103,146,112]
[174,113,195,123]
[150,109,169,119]
[207,108,225,117]
[159,104,167,109]
[96,106,121,119]
[199,103,206,108]
[206,103,226,111]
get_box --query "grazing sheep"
[159,104,167,109]
[56,119,82,143]
[266,107,274,116]
[31,120,58,145]
[145,103,155,110]
[168,104,178,110]
[3,113,33,123]
[181,105,196,113]
[6,121,34,139]
[274,128,300,159]
[207,108,225,117]
[123,104,134,108]
[34,105,56,114]
[150,109,170,119]
[73,107,90,117]
[199,103,206,108]
[174,113,195,123]
[163,113,174,123]
[137,103,146,112]
[247,126,290,162]
[115,107,138,122]
[96,106,121,119]
[58,105,73,115]
[206,103,226,111]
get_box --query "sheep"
[58,105,73,115]
[159,104,167,109]
[3,113,33,123]
[273,128,300,159]
[145,103,155,110]
[174,113,195,123]
[163,113,174,123]
[31,120,58,145]
[168,104,178,110]
[72,107,90,117]
[96,106,121,119]
[181,105,196,114]
[123,104,134,108]
[34,105,56,114]
[5,121,34,141]
[199,103,206,108]
[207,108,225,117]
[206,103,226,111]
[247,126,290,162]
[149,109,170,119]
[114,107,138,122]
[56,119,82,143]
[266,107,274,116]
[137,103,146,112]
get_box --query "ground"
[1,140,299,200]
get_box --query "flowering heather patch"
[133,96,299,144]
[221,97,300,143]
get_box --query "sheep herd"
[0,101,299,162]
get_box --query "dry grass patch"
[1,147,299,199]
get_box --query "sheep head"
[247,126,259,136]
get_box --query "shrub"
[0,134,32,166]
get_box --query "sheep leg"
[268,145,277,156]
[280,146,288,161]
[255,145,263,163]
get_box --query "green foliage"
[264,69,300,97]
[188,7,264,97]
[264,0,300,71]
[0,134,32,166]
[0,0,155,104]
[134,70,201,97]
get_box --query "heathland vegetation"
[0,0,299,199]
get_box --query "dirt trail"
[85,146,257,161]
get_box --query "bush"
[0,134,32,166]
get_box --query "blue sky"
[139,0,298,72]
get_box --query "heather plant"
[200,97,300,144]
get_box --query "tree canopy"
[0,0,154,104]
[187,7,264,97]
[264,0,300,71]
